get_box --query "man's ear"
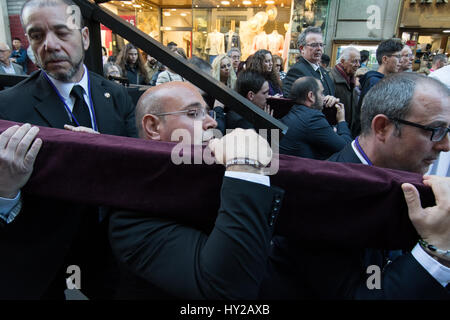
[371,114,392,142]
[247,91,255,101]
[307,90,315,104]
[142,114,162,141]
[381,55,389,65]
[81,26,90,51]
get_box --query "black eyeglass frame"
[390,117,450,142]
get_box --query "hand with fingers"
[64,125,100,134]
[208,128,272,175]
[264,104,274,117]
[0,124,42,199]
[323,95,339,108]
[402,175,450,266]
[335,102,346,123]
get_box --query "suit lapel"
[32,72,73,129]
[88,73,115,133]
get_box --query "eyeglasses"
[220,63,231,69]
[305,43,324,48]
[390,117,450,142]
[153,108,216,120]
[388,54,402,60]
[350,59,361,65]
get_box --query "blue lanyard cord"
[355,136,373,166]
[43,71,98,131]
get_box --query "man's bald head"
[0,43,11,51]
[136,81,213,139]
[21,0,84,28]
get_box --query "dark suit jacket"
[279,104,352,160]
[282,57,335,98]
[260,144,449,300]
[0,69,137,299]
[109,177,284,299]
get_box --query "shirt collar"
[351,140,369,165]
[304,58,320,71]
[46,64,89,101]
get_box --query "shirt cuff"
[0,191,22,224]
[411,243,450,287]
[224,171,270,187]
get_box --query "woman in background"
[211,54,237,90]
[247,49,282,96]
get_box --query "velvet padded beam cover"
[0,119,433,250]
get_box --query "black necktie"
[71,85,92,128]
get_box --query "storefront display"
[99,0,332,72]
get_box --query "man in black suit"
[109,82,284,299]
[261,73,450,299]
[279,76,352,160]
[282,27,335,100]
[0,0,137,299]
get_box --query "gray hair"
[360,72,450,136]
[297,26,322,47]
[336,47,359,65]
[227,48,241,57]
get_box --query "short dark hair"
[289,76,320,103]
[360,72,450,136]
[167,42,177,47]
[12,37,22,42]
[189,56,212,74]
[236,70,266,97]
[321,54,330,67]
[376,39,403,65]
[297,26,322,47]
[360,50,370,64]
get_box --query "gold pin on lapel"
[104,92,111,98]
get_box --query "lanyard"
[355,136,373,166]
[43,71,98,131]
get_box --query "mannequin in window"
[225,29,241,52]
[205,30,225,64]
[267,30,284,56]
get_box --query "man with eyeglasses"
[282,27,335,104]
[351,39,404,137]
[399,45,414,73]
[227,48,241,74]
[109,81,285,299]
[329,47,361,126]
[0,0,137,299]
[263,72,450,299]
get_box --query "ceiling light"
[265,0,274,3]
[221,1,230,4]
[443,30,450,33]
[243,0,252,4]
[181,13,187,16]
[133,4,141,8]
[123,1,132,4]
[163,12,171,16]
[171,9,177,11]
[281,3,284,7]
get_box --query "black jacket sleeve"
[109,177,284,299]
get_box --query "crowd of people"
[0,0,449,300]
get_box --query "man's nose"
[43,32,61,51]
[203,113,217,130]
[434,134,450,152]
